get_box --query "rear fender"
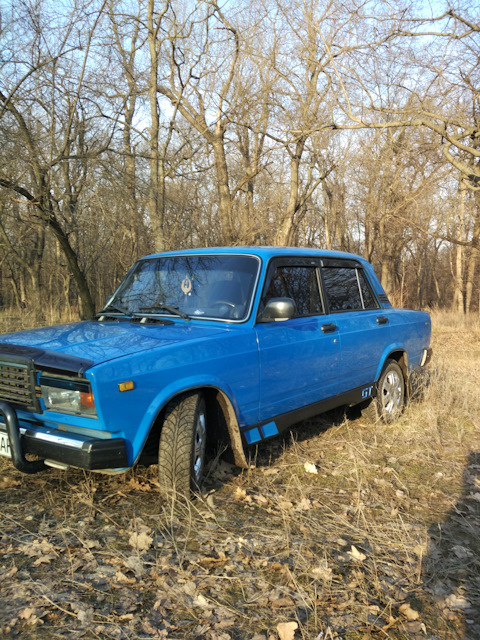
[375,348,408,388]
[375,345,411,397]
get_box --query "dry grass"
[0,310,479,640]
[0,306,78,335]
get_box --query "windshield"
[110,254,260,321]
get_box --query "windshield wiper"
[97,303,130,316]
[136,305,190,321]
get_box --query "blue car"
[0,247,431,494]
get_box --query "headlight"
[39,375,97,418]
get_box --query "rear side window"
[322,267,379,312]
[262,265,323,316]
[357,269,378,309]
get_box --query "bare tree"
[0,0,113,317]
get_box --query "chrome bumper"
[0,401,128,473]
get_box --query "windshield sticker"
[181,275,192,295]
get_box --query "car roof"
[142,246,367,262]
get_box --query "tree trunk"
[275,142,305,246]
[452,182,465,312]
[212,136,235,244]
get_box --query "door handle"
[376,316,389,325]
[321,323,338,333]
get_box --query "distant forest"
[0,0,479,318]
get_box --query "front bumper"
[0,401,128,473]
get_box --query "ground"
[0,311,479,640]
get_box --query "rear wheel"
[158,392,207,495]
[363,360,405,423]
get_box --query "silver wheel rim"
[193,410,206,484]
[381,369,403,415]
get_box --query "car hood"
[0,320,230,369]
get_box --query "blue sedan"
[0,247,432,494]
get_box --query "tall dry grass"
[0,305,78,336]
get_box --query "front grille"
[0,361,36,409]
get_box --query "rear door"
[255,257,341,421]
[319,259,391,394]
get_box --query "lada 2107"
[0,247,432,494]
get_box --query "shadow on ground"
[424,451,480,640]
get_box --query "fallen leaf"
[183,581,197,596]
[124,555,145,577]
[234,487,247,500]
[445,593,471,610]
[77,607,93,625]
[296,498,312,511]
[83,539,101,549]
[19,607,35,620]
[127,478,154,491]
[399,603,420,621]
[115,570,136,584]
[198,552,227,566]
[194,593,213,609]
[4,566,17,579]
[311,561,332,582]
[33,553,56,566]
[129,531,153,552]
[271,597,295,609]
[207,493,215,508]
[277,621,298,640]
[263,468,280,476]
[347,545,366,562]
[20,539,57,558]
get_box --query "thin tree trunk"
[453,182,465,312]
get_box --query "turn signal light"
[80,391,96,409]
[118,381,135,392]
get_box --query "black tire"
[158,392,207,495]
[362,360,405,423]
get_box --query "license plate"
[0,431,12,458]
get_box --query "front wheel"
[363,360,405,423]
[158,392,207,495]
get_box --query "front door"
[255,259,341,421]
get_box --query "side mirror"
[258,298,297,322]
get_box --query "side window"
[322,267,379,312]
[322,267,362,311]
[262,265,323,316]
[357,269,379,309]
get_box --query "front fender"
[131,376,246,468]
